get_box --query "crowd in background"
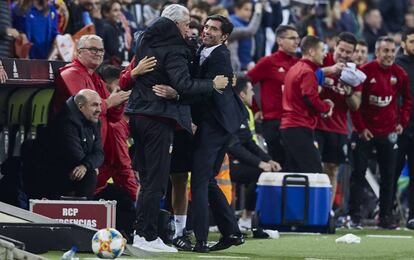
[1,0,414,253]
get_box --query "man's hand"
[152,84,178,99]
[6,28,19,38]
[106,90,131,108]
[254,111,263,122]
[268,160,282,172]
[322,99,334,118]
[396,124,403,135]
[0,66,7,84]
[213,75,229,91]
[330,63,345,75]
[70,165,87,181]
[258,161,272,172]
[359,128,374,141]
[131,56,157,78]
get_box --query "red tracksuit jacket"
[351,60,412,136]
[281,59,331,130]
[247,50,299,121]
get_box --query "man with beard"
[350,36,412,229]
[316,32,360,205]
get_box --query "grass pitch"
[41,228,414,260]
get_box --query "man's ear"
[221,34,229,43]
[401,41,406,51]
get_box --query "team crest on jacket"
[278,67,285,73]
[369,78,377,84]
[390,75,397,85]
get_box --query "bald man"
[45,89,104,198]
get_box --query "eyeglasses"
[80,47,105,55]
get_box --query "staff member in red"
[247,25,299,165]
[51,35,131,145]
[316,32,361,204]
[350,36,412,229]
[280,36,334,173]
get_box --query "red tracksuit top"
[247,50,299,121]
[351,60,412,136]
[281,59,331,130]
[317,53,362,134]
[51,59,123,145]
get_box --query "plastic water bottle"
[61,246,77,260]
[82,11,92,26]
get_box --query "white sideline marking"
[280,232,321,235]
[366,235,412,239]
[198,256,250,259]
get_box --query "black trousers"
[130,116,174,241]
[395,132,414,219]
[349,135,397,221]
[191,119,240,242]
[230,161,262,211]
[281,127,322,173]
[262,119,285,166]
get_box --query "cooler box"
[29,199,116,229]
[256,172,333,233]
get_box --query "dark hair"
[234,0,251,9]
[205,14,234,35]
[356,39,368,47]
[275,25,298,38]
[101,0,122,16]
[234,76,251,95]
[336,32,357,47]
[375,36,395,49]
[402,28,414,42]
[191,2,210,14]
[99,64,122,84]
[300,36,322,55]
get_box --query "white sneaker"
[146,237,178,253]
[132,235,162,252]
[238,217,252,231]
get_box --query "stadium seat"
[7,88,38,157]
[28,88,54,139]
[0,88,16,165]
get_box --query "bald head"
[74,89,102,123]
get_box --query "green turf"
[40,229,414,260]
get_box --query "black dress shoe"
[209,234,245,251]
[193,241,209,253]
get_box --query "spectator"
[228,76,281,232]
[64,0,97,35]
[12,0,59,59]
[247,25,300,167]
[44,89,104,198]
[379,0,407,33]
[127,5,227,253]
[394,28,414,230]
[363,8,387,56]
[350,36,412,229]
[280,35,334,173]
[0,0,19,58]
[100,0,130,65]
[190,2,210,25]
[229,0,257,71]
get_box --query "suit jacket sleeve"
[398,71,412,128]
[164,50,214,96]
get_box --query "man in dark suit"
[191,15,245,253]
